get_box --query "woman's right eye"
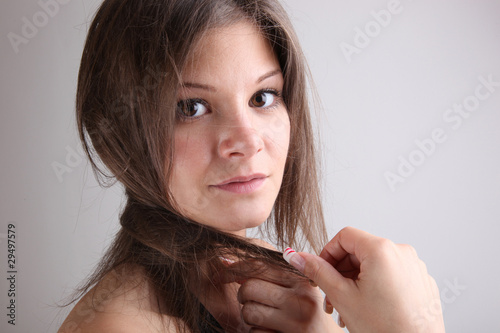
[176,99,209,118]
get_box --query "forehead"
[180,21,281,86]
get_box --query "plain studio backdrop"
[1,0,499,332]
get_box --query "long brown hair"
[69,0,326,331]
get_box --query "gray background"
[1,0,499,332]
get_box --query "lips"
[212,173,267,194]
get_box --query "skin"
[170,21,291,237]
[60,20,444,333]
[59,266,178,332]
[171,22,340,332]
[216,248,342,332]
[288,227,447,333]
[60,22,341,332]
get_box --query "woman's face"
[169,22,290,236]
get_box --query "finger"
[240,302,273,329]
[333,253,361,279]
[282,248,315,287]
[213,269,247,286]
[319,226,380,267]
[284,247,358,280]
[237,278,286,308]
[338,315,345,328]
[241,301,296,332]
[284,250,352,304]
[249,329,277,333]
[323,296,334,314]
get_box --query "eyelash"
[257,88,283,110]
[176,88,283,121]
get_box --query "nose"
[217,111,264,159]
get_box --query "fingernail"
[323,296,334,314]
[283,247,305,272]
[338,315,345,328]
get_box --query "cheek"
[174,130,208,167]
[171,129,212,191]
[263,111,290,161]
[169,130,214,216]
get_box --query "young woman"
[60,0,444,332]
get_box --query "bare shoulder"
[58,265,182,333]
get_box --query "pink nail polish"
[283,247,305,272]
[283,247,296,262]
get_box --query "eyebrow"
[180,69,282,92]
[257,69,282,83]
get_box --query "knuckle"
[371,237,396,256]
[241,303,265,326]
[268,288,285,307]
[298,293,319,312]
[399,243,418,258]
[377,237,395,250]
[418,258,429,275]
[339,226,354,236]
[238,280,257,303]
[429,276,440,295]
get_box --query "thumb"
[283,248,347,302]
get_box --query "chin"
[215,214,267,233]
[197,209,270,235]
[183,200,274,235]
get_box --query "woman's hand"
[285,227,446,333]
[237,266,338,332]
[226,260,339,333]
[217,238,341,333]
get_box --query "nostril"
[218,127,264,159]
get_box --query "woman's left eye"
[250,90,279,108]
